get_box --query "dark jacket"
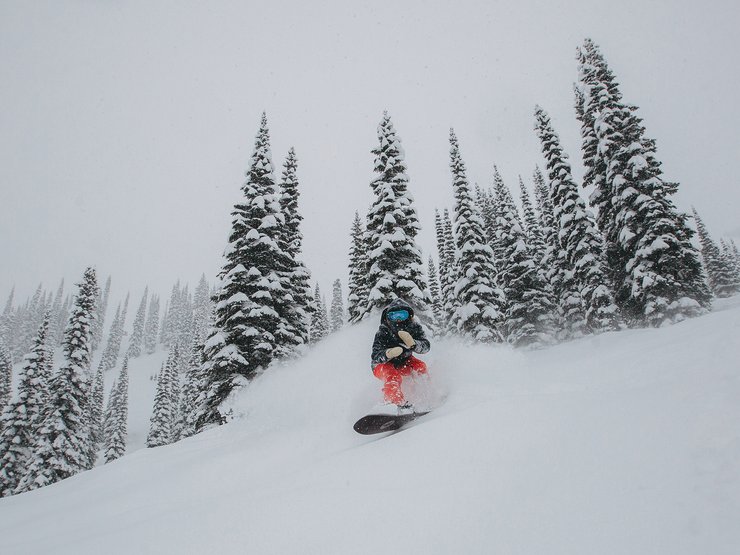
[371,298,430,367]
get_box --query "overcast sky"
[2,0,739,308]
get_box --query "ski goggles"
[387,309,410,322]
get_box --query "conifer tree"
[534,105,620,334]
[309,284,330,343]
[199,113,291,428]
[719,239,740,294]
[330,279,344,333]
[721,239,740,285]
[576,39,710,326]
[347,212,370,323]
[147,348,178,447]
[492,173,555,347]
[0,339,11,413]
[278,148,312,348]
[0,314,52,496]
[177,339,203,441]
[439,209,459,331]
[144,294,160,355]
[104,357,128,462]
[363,113,431,316]
[127,287,148,358]
[448,129,504,342]
[0,288,15,349]
[99,297,127,373]
[91,276,111,352]
[192,275,212,348]
[17,268,98,493]
[427,256,444,333]
[692,209,738,298]
[518,176,546,264]
[90,366,105,447]
[48,279,65,347]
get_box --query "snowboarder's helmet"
[387,309,410,322]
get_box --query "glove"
[385,346,404,360]
[398,330,416,349]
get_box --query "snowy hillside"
[2,299,739,555]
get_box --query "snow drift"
[1,299,739,554]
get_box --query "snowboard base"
[353,411,430,435]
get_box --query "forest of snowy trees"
[1,39,739,497]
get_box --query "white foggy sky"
[2,0,739,307]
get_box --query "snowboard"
[353,411,430,435]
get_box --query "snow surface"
[2,299,740,554]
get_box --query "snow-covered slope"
[2,299,740,555]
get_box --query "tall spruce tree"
[90,365,105,447]
[309,284,330,343]
[144,294,160,355]
[518,176,546,264]
[103,357,129,462]
[576,39,710,326]
[330,279,344,333]
[278,148,312,348]
[0,339,10,413]
[199,113,290,428]
[127,287,148,358]
[363,113,431,316]
[0,313,52,496]
[534,105,620,334]
[91,276,111,352]
[492,172,555,347]
[692,208,738,298]
[347,212,370,323]
[439,209,459,332]
[427,256,444,333]
[147,348,178,447]
[17,267,98,493]
[720,239,740,287]
[192,275,212,348]
[448,130,504,342]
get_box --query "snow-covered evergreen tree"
[103,357,129,463]
[309,284,330,344]
[199,113,290,428]
[330,279,344,333]
[347,212,370,323]
[192,275,212,348]
[518,176,546,264]
[48,279,65,347]
[99,297,128,373]
[91,276,111,352]
[17,268,98,493]
[277,147,312,349]
[492,172,555,347]
[177,339,203,441]
[534,105,620,335]
[0,313,52,496]
[720,239,740,287]
[427,256,444,333]
[127,287,148,358]
[147,348,179,447]
[363,113,431,316]
[0,288,15,350]
[692,209,738,298]
[144,294,160,355]
[448,129,504,342]
[438,209,459,332]
[576,39,710,326]
[0,338,10,413]
[90,365,105,447]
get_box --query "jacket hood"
[380,298,415,324]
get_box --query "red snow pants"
[372,356,427,404]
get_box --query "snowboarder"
[371,298,430,415]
